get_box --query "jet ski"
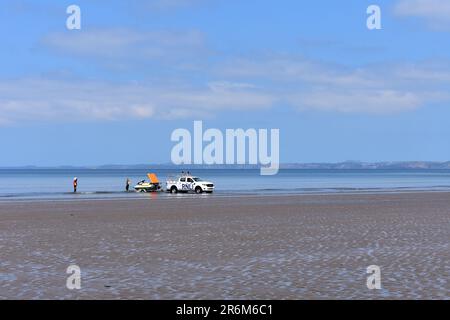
[134,173,162,192]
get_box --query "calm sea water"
[1,169,450,201]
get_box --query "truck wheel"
[170,186,178,194]
[195,186,203,194]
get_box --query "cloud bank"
[0,78,274,124]
[394,0,450,30]
[2,56,449,125]
[1,26,450,125]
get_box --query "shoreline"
[2,187,450,204]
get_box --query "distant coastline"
[2,161,450,170]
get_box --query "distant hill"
[281,161,450,170]
[2,161,450,170]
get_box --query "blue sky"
[1,0,450,166]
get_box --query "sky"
[1,0,450,166]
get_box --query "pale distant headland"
[2,161,450,170]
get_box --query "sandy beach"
[0,192,448,299]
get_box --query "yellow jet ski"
[134,173,162,192]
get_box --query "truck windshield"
[193,178,202,182]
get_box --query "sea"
[1,168,450,201]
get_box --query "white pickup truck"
[166,175,215,194]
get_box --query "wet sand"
[0,192,449,299]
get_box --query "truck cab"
[166,175,215,194]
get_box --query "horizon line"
[1,160,450,169]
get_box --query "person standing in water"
[126,178,131,192]
[73,177,78,193]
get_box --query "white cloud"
[216,55,450,114]
[289,90,423,114]
[41,28,209,64]
[0,78,274,125]
[394,0,450,30]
